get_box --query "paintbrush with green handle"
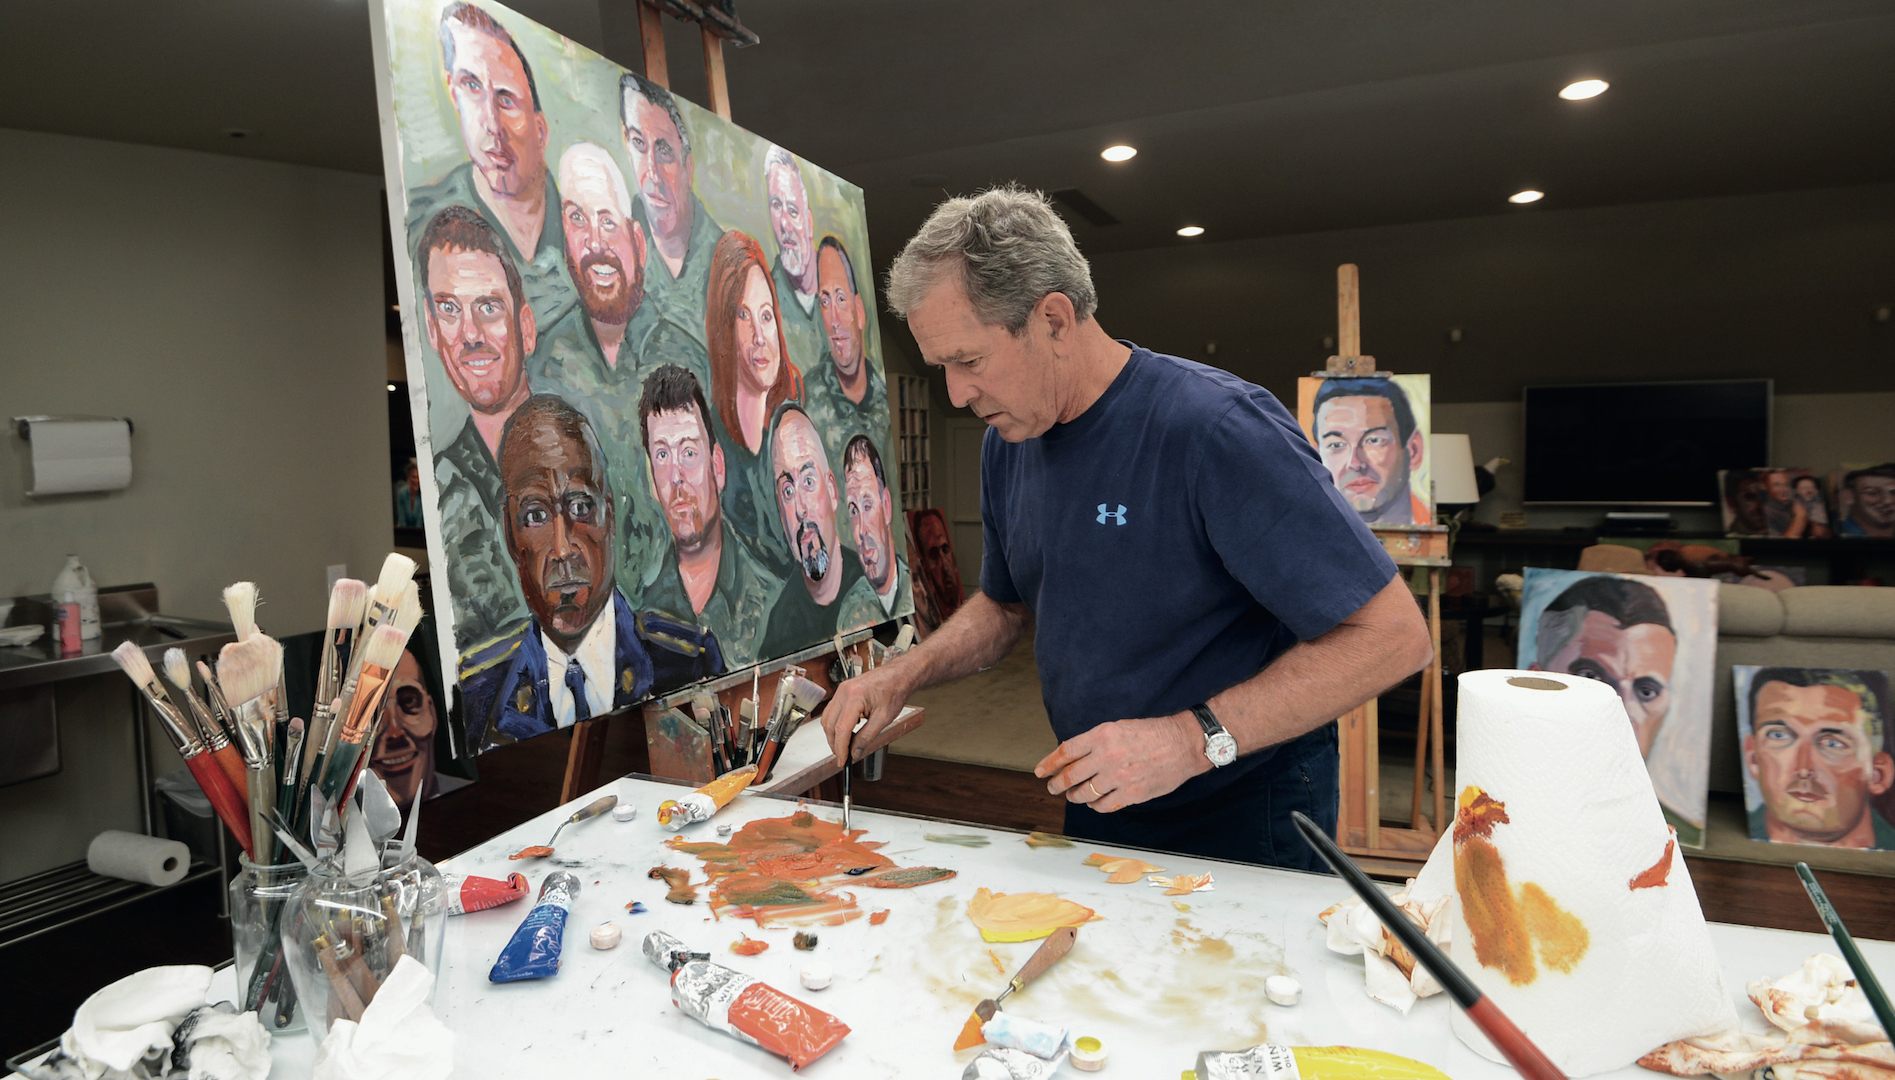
[1795,862,1895,1040]
[953,925,1078,1051]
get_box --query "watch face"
[1207,732,1238,767]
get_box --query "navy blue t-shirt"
[980,345,1399,809]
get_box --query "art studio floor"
[421,709,1895,943]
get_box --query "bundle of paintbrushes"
[690,667,828,784]
[109,554,428,1024]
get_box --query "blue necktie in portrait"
[564,657,592,723]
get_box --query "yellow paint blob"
[965,887,1099,943]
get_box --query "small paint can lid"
[612,804,637,822]
[1071,1035,1107,1070]
[799,961,833,990]
[590,922,623,950]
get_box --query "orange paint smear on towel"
[665,810,956,927]
[1629,836,1676,890]
[1452,786,1592,987]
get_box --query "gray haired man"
[763,145,826,373]
[815,185,1430,871]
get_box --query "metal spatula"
[953,925,1079,1049]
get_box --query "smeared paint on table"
[178,774,1895,1080]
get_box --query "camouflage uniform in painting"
[710,408,797,582]
[759,557,864,661]
[771,255,826,379]
[836,555,911,635]
[530,300,712,604]
[640,193,721,348]
[433,417,528,649]
[800,352,889,481]
[459,588,724,749]
[405,163,577,333]
[638,517,784,668]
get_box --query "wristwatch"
[1191,704,1238,767]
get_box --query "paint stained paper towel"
[1423,670,1736,1076]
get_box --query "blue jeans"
[1062,723,1340,873]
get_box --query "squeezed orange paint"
[508,845,554,860]
[730,933,769,956]
[868,909,890,926]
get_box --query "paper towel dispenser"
[11,415,134,496]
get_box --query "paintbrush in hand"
[164,647,248,799]
[1795,862,1895,1040]
[114,642,255,859]
[220,634,285,864]
[1292,811,1569,1080]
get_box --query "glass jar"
[279,844,447,1034]
[229,856,309,1033]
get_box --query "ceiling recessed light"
[1509,189,1544,204]
[1100,145,1137,162]
[1559,79,1608,101]
[388,383,398,392]
[1176,225,1204,237]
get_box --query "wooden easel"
[1319,264,1450,877]
[562,0,749,801]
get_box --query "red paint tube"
[442,871,532,916]
[668,958,850,1070]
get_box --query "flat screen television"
[1522,379,1772,505]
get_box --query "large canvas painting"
[1295,374,1433,526]
[1830,463,1895,538]
[1718,467,1830,537]
[1517,568,1720,846]
[370,0,909,751]
[1734,665,1895,851]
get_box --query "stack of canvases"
[376,0,914,758]
[1720,465,1895,539]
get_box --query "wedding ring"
[1087,781,1102,798]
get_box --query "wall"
[0,128,389,880]
[0,128,392,632]
[1086,184,1895,405]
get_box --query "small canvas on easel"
[1296,374,1432,526]
[1735,665,1895,851]
[1517,568,1719,847]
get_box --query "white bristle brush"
[362,554,418,636]
[163,647,247,794]
[223,582,259,640]
[320,623,412,803]
[393,580,423,636]
[218,633,284,859]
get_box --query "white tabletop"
[216,775,1893,1078]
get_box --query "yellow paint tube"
[1193,1045,1452,1080]
[656,766,757,831]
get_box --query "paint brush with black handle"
[1795,862,1895,1039]
[1292,811,1569,1080]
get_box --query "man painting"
[836,435,911,633]
[406,2,575,331]
[1530,575,1697,843]
[1310,377,1427,526]
[1743,667,1895,850]
[621,74,720,342]
[760,404,863,658]
[459,395,725,748]
[1838,466,1895,538]
[420,205,534,648]
[818,187,1429,871]
[762,146,825,374]
[636,365,782,667]
[801,235,888,474]
[533,140,709,601]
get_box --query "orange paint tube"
[657,766,757,831]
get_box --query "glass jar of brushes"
[229,855,310,1033]
[279,844,448,1033]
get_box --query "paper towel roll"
[1437,670,1736,1076]
[26,418,133,495]
[88,830,190,887]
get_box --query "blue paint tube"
[489,872,580,983]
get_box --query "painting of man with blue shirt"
[459,394,725,749]
[815,187,1432,870]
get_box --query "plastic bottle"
[53,555,100,644]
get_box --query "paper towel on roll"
[25,417,132,495]
[1431,670,1736,1076]
[88,829,190,887]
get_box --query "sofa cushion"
[1781,586,1895,638]
[1717,583,1784,637]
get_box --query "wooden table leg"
[561,718,611,804]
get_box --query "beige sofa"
[1709,584,1895,795]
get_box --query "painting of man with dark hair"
[1295,374,1431,526]
[1736,665,1895,850]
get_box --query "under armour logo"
[1096,503,1128,526]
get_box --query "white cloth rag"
[30,966,268,1080]
[312,955,453,1080]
